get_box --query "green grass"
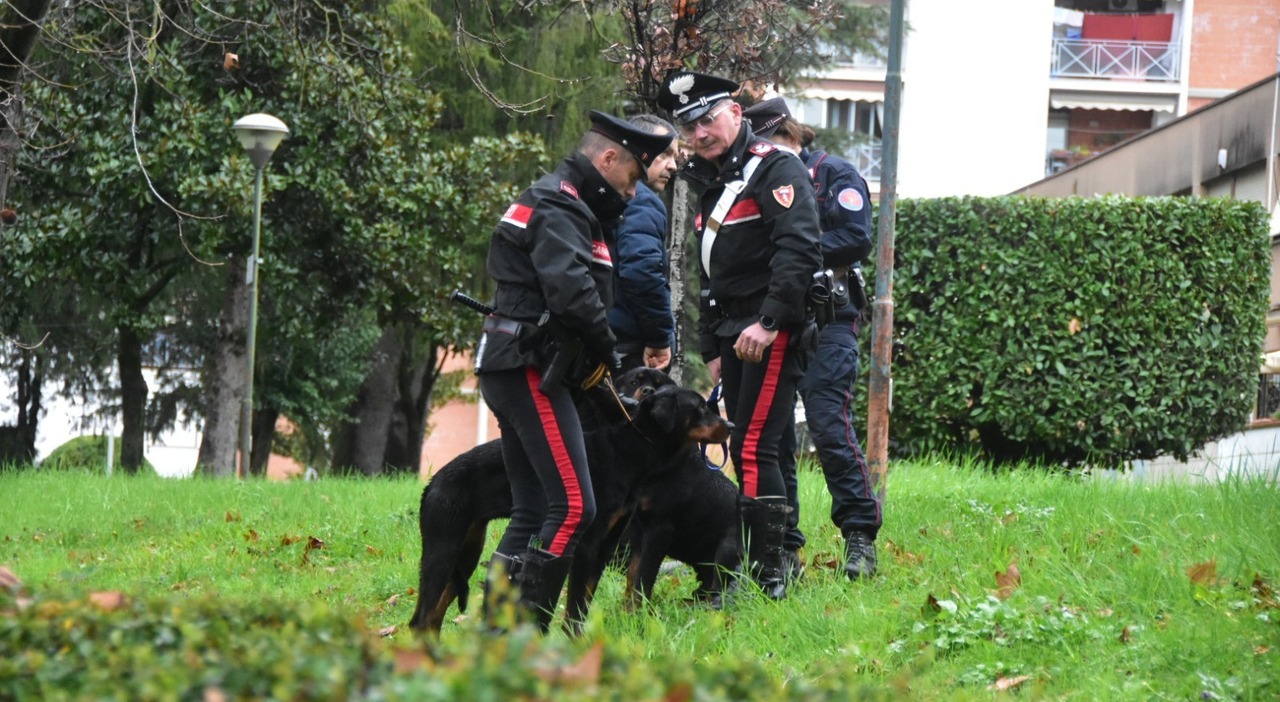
[2,460,1279,699]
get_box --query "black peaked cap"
[656,71,740,124]
[742,97,792,139]
[589,110,674,169]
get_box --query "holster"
[806,270,836,330]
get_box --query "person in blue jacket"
[608,114,681,372]
[743,96,882,582]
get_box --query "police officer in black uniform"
[743,96,881,580]
[474,111,674,630]
[658,72,822,600]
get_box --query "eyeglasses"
[678,104,732,136]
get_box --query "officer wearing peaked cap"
[744,96,881,584]
[474,110,673,632]
[658,71,822,601]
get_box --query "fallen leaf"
[1097,607,1114,617]
[385,594,400,606]
[223,52,239,71]
[392,647,431,674]
[366,545,383,557]
[1119,625,1132,643]
[244,529,259,543]
[1186,559,1217,586]
[0,566,22,591]
[995,563,1022,600]
[378,625,397,638]
[1255,645,1270,655]
[306,536,325,551]
[204,687,228,702]
[281,534,302,546]
[535,640,604,686]
[663,682,693,702]
[1001,512,1018,526]
[1131,545,1141,556]
[987,675,1031,692]
[89,591,127,611]
[224,511,241,523]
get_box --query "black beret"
[589,110,675,169]
[656,71,740,125]
[742,97,792,139]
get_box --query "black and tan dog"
[407,370,731,635]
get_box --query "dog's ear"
[647,391,680,435]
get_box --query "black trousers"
[779,306,882,550]
[479,366,596,558]
[716,328,807,499]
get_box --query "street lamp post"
[232,113,288,478]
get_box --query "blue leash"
[702,383,729,471]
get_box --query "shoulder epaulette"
[749,142,776,157]
[560,181,579,199]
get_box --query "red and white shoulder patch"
[500,202,533,229]
[773,185,795,208]
[749,142,776,157]
[560,181,579,199]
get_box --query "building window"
[827,99,883,140]
[1256,374,1280,422]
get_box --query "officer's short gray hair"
[628,114,676,137]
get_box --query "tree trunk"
[332,326,402,476]
[383,335,439,475]
[0,347,42,466]
[249,405,277,476]
[117,324,148,474]
[0,0,50,211]
[668,178,692,386]
[197,257,250,476]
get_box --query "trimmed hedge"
[888,195,1270,468]
[0,588,891,701]
[39,435,155,475]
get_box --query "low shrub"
[39,435,154,474]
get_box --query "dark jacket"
[608,182,675,355]
[802,149,873,268]
[681,126,822,360]
[476,152,626,374]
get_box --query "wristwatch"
[759,315,778,331]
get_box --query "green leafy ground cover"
[2,461,1277,700]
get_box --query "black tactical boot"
[782,549,805,583]
[740,495,793,600]
[482,552,522,632]
[843,530,878,581]
[516,548,573,632]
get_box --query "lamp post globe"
[233,113,288,477]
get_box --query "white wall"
[896,0,1056,197]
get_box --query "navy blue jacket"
[608,182,675,354]
[802,149,873,268]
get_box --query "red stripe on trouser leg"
[739,329,789,497]
[524,367,584,557]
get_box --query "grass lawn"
[2,459,1278,699]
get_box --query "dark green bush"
[888,195,1270,468]
[40,435,155,474]
[0,590,895,701]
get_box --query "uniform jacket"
[682,126,823,360]
[608,182,675,355]
[476,152,626,374]
[802,149,873,269]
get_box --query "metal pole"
[866,0,906,493]
[238,165,264,479]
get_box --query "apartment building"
[792,0,1280,198]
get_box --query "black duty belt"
[482,315,524,336]
[712,294,768,319]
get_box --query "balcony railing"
[846,141,882,181]
[1051,38,1180,81]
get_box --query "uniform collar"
[562,152,628,224]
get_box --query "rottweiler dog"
[625,454,742,610]
[408,369,728,636]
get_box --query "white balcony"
[1051,38,1180,82]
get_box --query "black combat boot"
[740,495,793,600]
[843,530,878,581]
[516,548,573,632]
[481,552,522,632]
